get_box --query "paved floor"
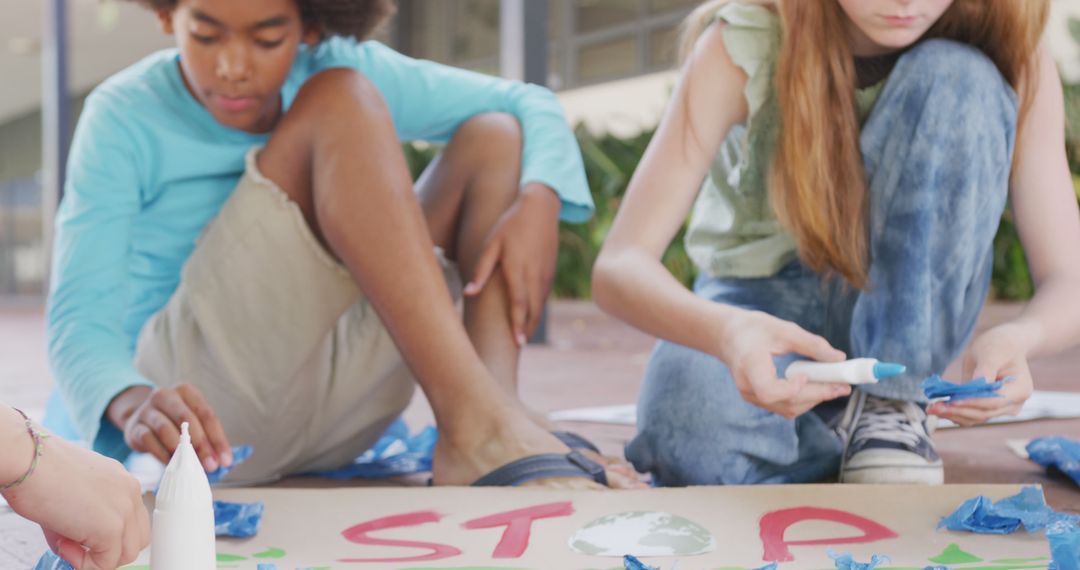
[1,300,1078,566]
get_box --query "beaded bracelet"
[0,408,49,492]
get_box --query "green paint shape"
[989,559,1050,564]
[215,553,247,562]
[396,567,533,570]
[253,547,286,559]
[930,543,983,564]
[942,566,1047,570]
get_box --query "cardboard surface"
[115,484,1055,569]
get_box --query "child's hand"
[464,183,562,346]
[3,431,150,570]
[928,324,1034,426]
[717,309,850,418]
[107,384,232,472]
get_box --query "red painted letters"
[759,507,898,562]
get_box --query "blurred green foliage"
[407,32,1080,300]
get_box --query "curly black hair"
[128,0,396,40]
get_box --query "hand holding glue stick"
[786,358,907,385]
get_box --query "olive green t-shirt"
[684,2,887,278]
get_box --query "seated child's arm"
[349,41,594,223]
[933,45,1080,426]
[592,23,846,418]
[47,91,154,459]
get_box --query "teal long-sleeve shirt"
[47,37,594,460]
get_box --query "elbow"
[591,250,620,314]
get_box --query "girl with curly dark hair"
[47,0,636,498]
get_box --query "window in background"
[0,176,45,298]
[575,0,638,33]
[393,0,695,88]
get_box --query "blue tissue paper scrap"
[309,417,437,479]
[1027,437,1080,488]
[33,551,74,570]
[751,563,780,570]
[256,565,278,570]
[828,550,890,570]
[214,499,265,538]
[1048,517,1080,570]
[623,555,660,570]
[206,444,254,484]
[921,375,1009,402]
[939,486,1076,534]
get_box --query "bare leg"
[417,114,524,398]
[255,69,620,487]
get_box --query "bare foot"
[431,405,644,489]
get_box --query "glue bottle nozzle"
[180,421,191,445]
[873,362,906,380]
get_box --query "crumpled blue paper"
[33,501,265,567]
[623,555,660,570]
[214,499,265,538]
[921,375,1009,402]
[828,550,890,570]
[939,486,1077,534]
[751,563,779,570]
[256,565,278,570]
[206,444,254,484]
[1048,517,1080,570]
[1027,437,1080,488]
[32,551,73,570]
[308,418,436,479]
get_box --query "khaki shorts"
[134,149,461,483]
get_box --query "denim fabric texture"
[627,39,1019,486]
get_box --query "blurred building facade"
[1,0,1078,299]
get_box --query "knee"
[288,68,389,126]
[894,39,1013,104]
[451,112,523,167]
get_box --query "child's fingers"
[525,269,544,335]
[53,537,92,570]
[144,407,182,455]
[464,240,501,296]
[934,405,994,426]
[942,397,1009,412]
[178,384,232,467]
[85,536,122,570]
[787,376,848,413]
[742,354,799,407]
[503,265,529,346]
[782,325,845,363]
[128,423,170,464]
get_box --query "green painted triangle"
[930,543,982,564]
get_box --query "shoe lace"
[851,396,928,449]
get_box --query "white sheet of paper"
[937,390,1080,429]
[549,390,1080,429]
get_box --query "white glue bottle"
[151,422,216,570]
[786,358,906,385]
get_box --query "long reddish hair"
[681,0,1049,287]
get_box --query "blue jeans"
[626,39,1018,486]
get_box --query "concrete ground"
[1,300,1078,566]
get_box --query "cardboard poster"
[118,484,1053,569]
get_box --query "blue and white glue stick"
[786,358,906,385]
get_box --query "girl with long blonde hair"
[593,0,1080,485]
